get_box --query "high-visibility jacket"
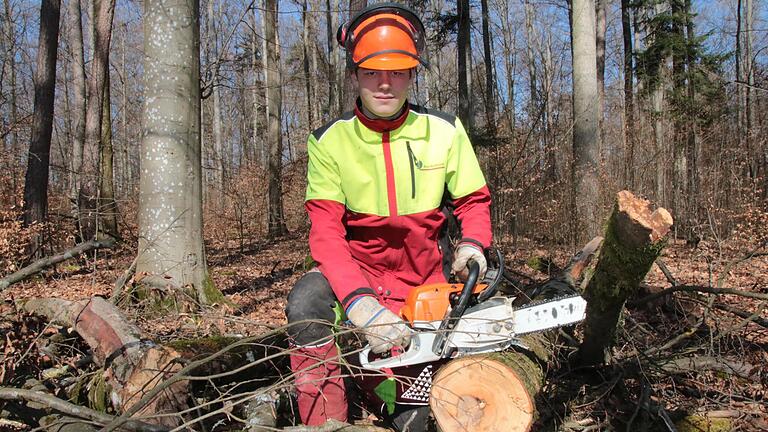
[305,101,491,312]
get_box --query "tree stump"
[578,190,673,365]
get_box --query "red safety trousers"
[290,340,348,425]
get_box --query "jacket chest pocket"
[404,141,446,202]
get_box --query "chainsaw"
[347,251,587,411]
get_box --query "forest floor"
[2,233,767,431]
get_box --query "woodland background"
[0,0,767,431]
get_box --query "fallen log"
[428,237,602,432]
[20,296,189,428]
[578,190,672,365]
[0,237,116,291]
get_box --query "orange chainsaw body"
[399,282,488,323]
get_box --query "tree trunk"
[3,0,19,183]
[744,0,755,179]
[138,0,224,305]
[500,0,516,133]
[650,2,667,205]
[670,0,686,234]
[79,0,115,241]
[250,7,262,165]
[208,0,225,203]
[325,0,336,118]
[341,0,367,111]
[736,0,743,163]
[595,0,606,157]
[683,0,698,244]
[480,0,495,132]
[621,0,635,189]
[570,0,601,243]
[457,0,472,132]
[67,0,86,231]
[22,0,60,259]
[99,76,118,237]
[264,0,287,238]
[302,0,314,131]
[578,191,673,365]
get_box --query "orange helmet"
[337,3,429,71]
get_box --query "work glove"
[346,296,412,354]
[451,242,487,281]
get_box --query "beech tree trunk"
[138,0,223,305]
[578,191,673,365]
[570,0,601,242]
[22,0,61,233]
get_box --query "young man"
[285,3,491,429]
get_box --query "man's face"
[353,68,414,118]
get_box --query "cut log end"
[430,357,534,432]
[616,190,673,246]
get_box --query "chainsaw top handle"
[431,259,480,356]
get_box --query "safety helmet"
[337,2,429,70]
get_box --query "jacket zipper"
[406,141,416,199]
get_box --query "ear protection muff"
[336,2,428,69]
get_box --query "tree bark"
[138,0,223,305]
[570,0,601,243]
[457,0,473,132]
[263,0,288,238]
[22,0,61,233]
[578,190,673,365]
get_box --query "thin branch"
[631,284,768,306]
[0,238,116,291]
[0,388,165,432]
